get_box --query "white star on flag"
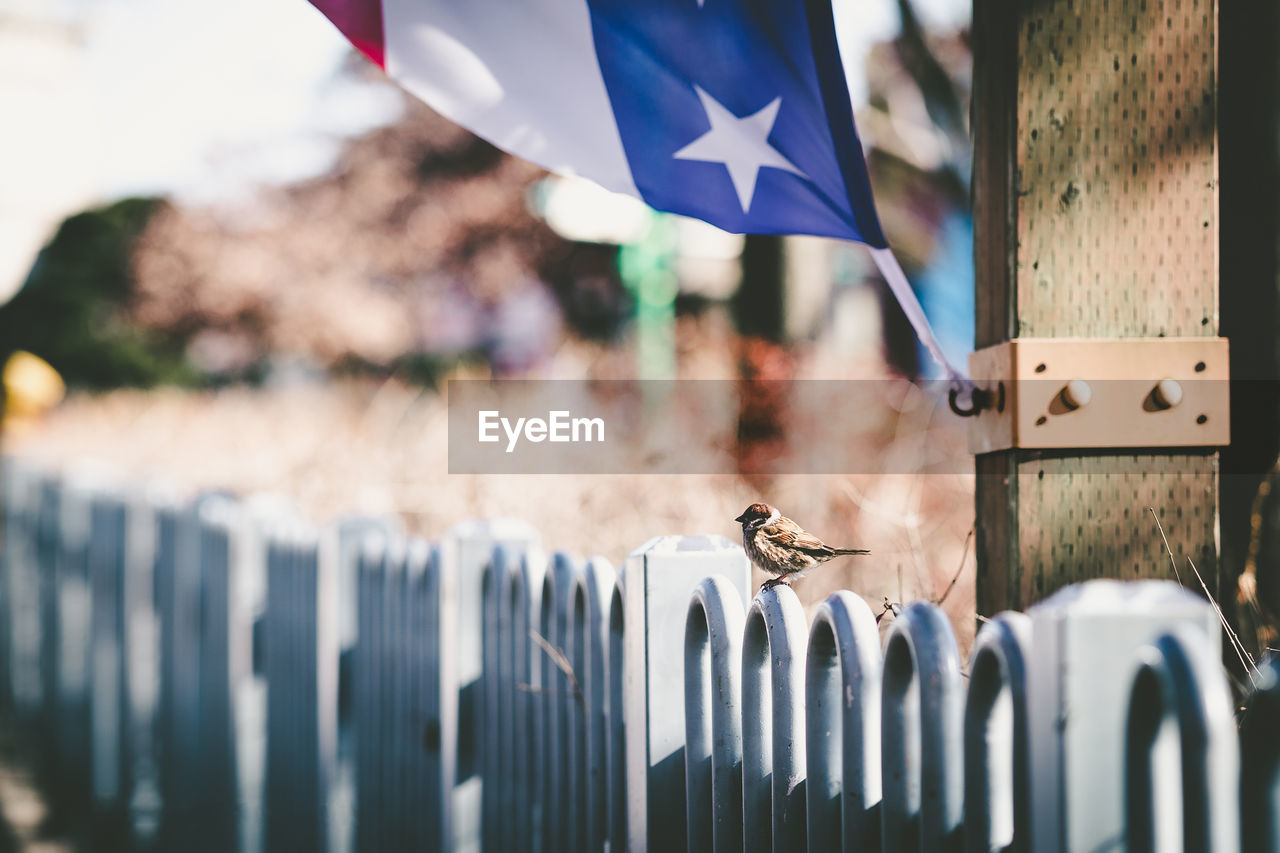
[673,86,807,213]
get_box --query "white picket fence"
[1,458,1278,852]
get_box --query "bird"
[734,503,869,592]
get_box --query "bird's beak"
[734,513,748,523]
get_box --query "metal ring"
[949,386,983,417]
[948,383,1004,418]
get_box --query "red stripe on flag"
[308,0,385,68]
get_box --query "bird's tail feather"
[833,548,871,556]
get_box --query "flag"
[307,0,887,248]
[306,0,971,383]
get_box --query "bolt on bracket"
[965,337,1230,453]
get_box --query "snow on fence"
[1,459,1278,852]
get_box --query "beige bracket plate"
[967,338,1230,453]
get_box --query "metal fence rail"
[684,575,744,853]
[962,612,1029,853]
[1,458,1278,852]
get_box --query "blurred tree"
[125,94,579,381]
[733,234,789,476]
[864,0,972,379]
[0,198,196,389]
[893,0,968,168]
[733,234,785,342]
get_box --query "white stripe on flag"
[381,0,638,197]
[869,246,968,385]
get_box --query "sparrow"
[735,503,869,592]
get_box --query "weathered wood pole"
[972,0,1220,615]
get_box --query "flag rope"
[868,246,972,388]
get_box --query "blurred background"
[6,1,1280,850]
[0,0,976,721]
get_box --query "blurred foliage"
[414,134,505,180]
[544,242,632,342]
[0,198,197,389]
[894,0,968,163]
[331,349,487,389]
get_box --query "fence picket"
[88,494,129,842]
[684,574,745,853]
[387,540,407,851]
[1125,630,1241,853]
[353,535,381,853]
[409,539,446,852]
[0,461,32,711]
[963,612,1031,853]
[881,600,964,852]
[539,553,578,853]
[498,544,545,853]
[38,478,63,789]
[49,479,94,824]
[480,548,504,853]
[328,517,398,853]
[742,585,809,853]
[570,557,616,853]
[805,590,882,853]
[445,519,540,853]
[607,574,627,853]
[193,497,241,852]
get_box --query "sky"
[0,0,969,303]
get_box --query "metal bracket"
[966,338,1230,453]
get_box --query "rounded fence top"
[1031,578,1209,618]
[629,533,741,556]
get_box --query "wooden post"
[972,0,1220,615]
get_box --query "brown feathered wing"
[758,517,867,558]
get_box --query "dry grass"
[7,342,977,651]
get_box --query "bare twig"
[1186,556,1258,678]
[516,684,581,698]
[530,629,585,712]
[935,526,975,607]
[1146,507,1182,584]
[1149,507,1255,678]
[904,477,931,595]
[875,597,902,624]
